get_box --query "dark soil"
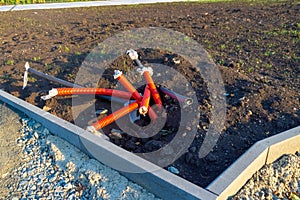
[0,1,299,187]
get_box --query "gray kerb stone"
[207,126,300,199]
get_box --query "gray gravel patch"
[0,103,23,198]
[0,102,160,199]
[230,153,300,200]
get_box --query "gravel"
[0,103,160,200]
[230,153,300,200]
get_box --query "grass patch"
[4,60,14,65]
[27,75,37,82]
[0,74,13,81]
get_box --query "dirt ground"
[0,1,299,187]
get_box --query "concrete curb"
[0,0,195,11]
[0,5,15,11]
[207,125,300,199]
[0,90,217,200]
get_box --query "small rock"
[22,172,28,179]
[245,110,253,120]
[144,140,163,151]
[36,179,43,186]
[125,140,136,150]
[34,132,39,139]
[43,128,50,135]
[33,123,41,130]
[43,106,52,112]
[45,161,52,167]
[19,180,27,187]
[36,191,44,197]
[238,96,246,102]
[185,126,192,131]
[167,166,179,174]
[95,108,108,115]
[57,179,66,187]
[160,129,172,136]
[202,25,209,29]
[2,172,9,178]
[189,146,197,153]
[64,183,73,190]
[109,132,122,140]
[17,138,24,144]
[205,153,217,163]
[49,176,56,182]
[38,174,45,180]
[276,121,285,129]
[163,57,168,63]
[31,184,37,190]
[172,58,181,64]
[185,152,193,164]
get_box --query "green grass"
[0,74,13,81]
[4,60,14,65]
[27,75,37,82]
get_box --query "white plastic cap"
[25,62,30,71]
[139,106,148,116]
[113,70,123,79]
[126,49,139,60]
[86,126,110,140]
[137,66,153,76]
[41,88,58,100]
